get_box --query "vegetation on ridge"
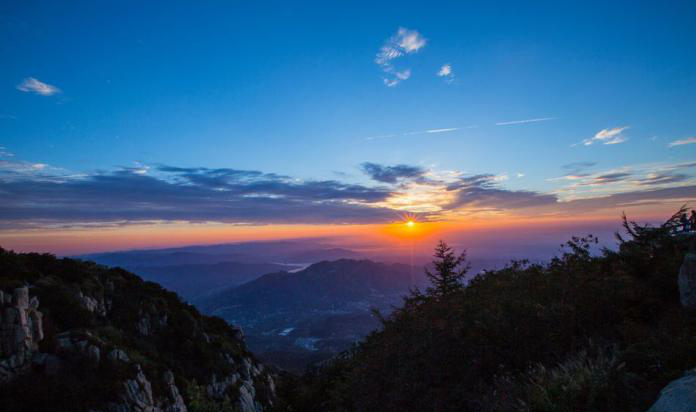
[272,211,696,412]
[0,248,274,412]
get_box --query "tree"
[425,240,470,297]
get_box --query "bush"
[278,212,695,412]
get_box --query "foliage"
[425,240,470,297]
[186,381,240,412]
[274,212,696,412]
[0,248,274,412]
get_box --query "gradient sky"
[1,1,696,254]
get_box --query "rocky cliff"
[0,248,275,412]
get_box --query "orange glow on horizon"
[0,202,681,256]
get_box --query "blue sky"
[1,1,696,244]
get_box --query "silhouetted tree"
[425,241,470,297]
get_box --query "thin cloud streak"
[495,117,556,126]
[668,137,696,147]
[363,127,461,140]
[426,128,459,134]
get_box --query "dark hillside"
[0,249,275,412]
[273,214,696,412]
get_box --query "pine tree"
[425,240,470,297]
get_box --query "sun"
[406,220,415,227]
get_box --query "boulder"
[648,370,696,412]
[163,370,187,412]
[87,345,101,363]
[678,252,696,309]
[0,287,44,381]
[108,348,130,363]
[12,287,29,309]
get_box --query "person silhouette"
[689,210,696,232]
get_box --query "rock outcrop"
[0,250,276,412]
[0,287,44,381]
[102,366,189,412]
[76,290,109,317]
[205,353,273,412]
[647,369,696,412]
[678,252,696,309]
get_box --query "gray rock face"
[107,366,189,412]
[136,309,168,337]
[77,291,108,316]
[648,370,696,412]
[678,252,696,309]
[0,287,45,381]
[163,370,187,412]
[205,355,273,412]
[108,348,130,363]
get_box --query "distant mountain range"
[75,240,507,372]
[124,261,297,300]
[78,240,365,300]
[200,259,423,314]
[198,259,428,371]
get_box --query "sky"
[1,1,696,255]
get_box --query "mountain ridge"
[0,248,276,412]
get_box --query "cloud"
[556,185,696,213]
[361,163,426,183]
[636,172,690,186]
[16,77,61,96]
[577,172,633,186]
[383,69,411,87]
[0,165,398,229]
[437,64,454,82]
[550,161,696,204]
[363,126,460,140]
[445,174,557,210]
[581,126,629,146]
[495,117,555,126]
[375,27,426,87]
[668,137,696,147]
[3,158,694,230]
[561,161,597,171]
[426,128,459,134]
[0,147,14,157]
[437,64,452,77]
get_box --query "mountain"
[125,261,298,301]
[202,259,419,312]
[80,240,364,301]
[80,240,363,268]
[0,248,276,412]
[199,259,425,372]
[271,217,696,412]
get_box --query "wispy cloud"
[375,27,426,87]
[580,126,629,146]
[561,161,597,172]
[426,128,459,134]
[0,146,14,157]
[2,156,695,229]
[495,117,555,126]
[16,77,61,96]
[668,137,696,147]
[437,64,454,82]
[364,127,461,140]
[549,160,696,202]
[361,163,426,183]
[383,69,411,87]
